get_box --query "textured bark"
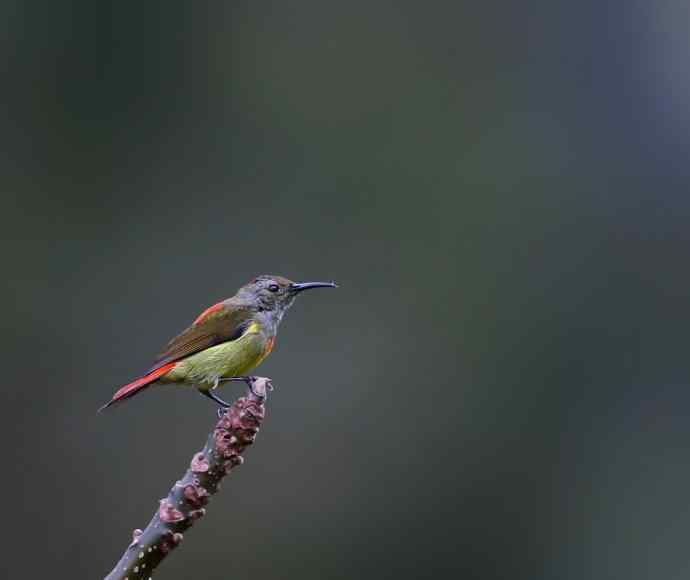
[104,377,271,580]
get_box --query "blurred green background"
[3,1,690,578]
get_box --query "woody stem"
[103,377,271,579]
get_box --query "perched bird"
[100,275,337,410]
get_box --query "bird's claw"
[249,379,263,399]
[230,376,272,398]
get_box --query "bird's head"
[238,275,337,314]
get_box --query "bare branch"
[104,377,272,580]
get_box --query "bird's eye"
[268,284,280,293]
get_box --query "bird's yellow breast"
[163,321,272,389]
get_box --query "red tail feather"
[99,362,177,411]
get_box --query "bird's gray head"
[238,275,337,314]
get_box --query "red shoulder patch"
[265,336,276,355]
[193,302,224,324]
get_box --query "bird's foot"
[248,377,273,399]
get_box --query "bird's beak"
[290,281,338,293]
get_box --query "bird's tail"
[98,362,176,412]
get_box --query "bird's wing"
[148,303,253,372]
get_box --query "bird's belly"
[165,332,268,388]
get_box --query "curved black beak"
[290,281,338,293]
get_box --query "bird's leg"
[218,376,254,383]
[198,388,232,409]
[219,376,272,398]
[198,377,231,409]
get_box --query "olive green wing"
[148,303,253,372]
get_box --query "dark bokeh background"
[3,1,690,578]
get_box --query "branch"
[104,377,272,580]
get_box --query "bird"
[100,275,337,410]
